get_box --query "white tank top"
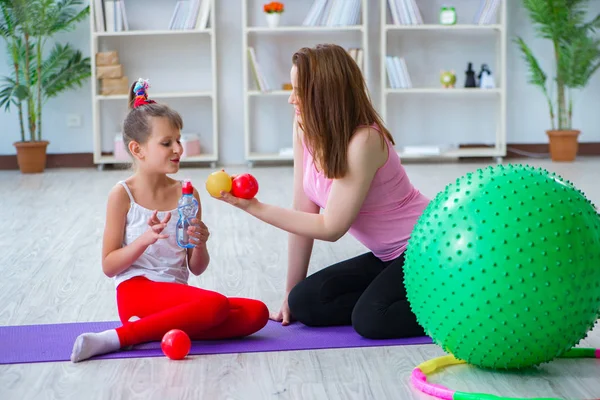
[113,181,189,287]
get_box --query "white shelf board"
[96,91,213,101]
[247,152,294,162]
[386,88,502,95]
[247,90,292,97]
[246,25,363,33]
[385,24,501,31]
[93,29,212,37]
[97,154,217,164]
[398,147,502,159]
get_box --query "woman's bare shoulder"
[350,126,386,152]
[347,126,388,169]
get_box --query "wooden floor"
[1,158,599,400]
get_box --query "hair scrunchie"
[133,78,156,108]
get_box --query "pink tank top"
[302,125,430,261]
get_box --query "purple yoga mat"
[0,320,432,364]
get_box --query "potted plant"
[515,0,600,162]
[0,0,91,173]
[263,2,284,28]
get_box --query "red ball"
[231,173,259,199]
[161,329,191,360]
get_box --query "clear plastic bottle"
[176,180,199,248]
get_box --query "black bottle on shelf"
[465,62,477,88]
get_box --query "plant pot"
[13,140,49,173]
[265,12,281,28]
[546,130,580,162]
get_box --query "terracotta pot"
[13,140,49,173]
[546,130,580,162]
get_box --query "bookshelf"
[90,0,218,169]
[242,0,369,166]
[380,0,507,162]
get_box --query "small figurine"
[440,70,456,88]
[439,6,457,25]
[478,64,496,88]
[464,62,477,88]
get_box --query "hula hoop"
[411,348,600,400]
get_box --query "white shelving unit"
[242,0,369,166]
[380,0,507,162]
[90,0,218,169]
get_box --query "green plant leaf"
[522,0,556,40]
[0,76,28,111]
[581,12,600,31]
[28,0,89,37]
[0,78,17,111]
[41,44,90,99]
[0,1,17,38]
[522,0,591,41]
[515,36,548,89]
[14,81,27,99]
[560,31,600,88]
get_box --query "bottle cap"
[182,180,194,195]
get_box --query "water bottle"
[176,180,199,248]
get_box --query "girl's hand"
[187,218,210,245]
[139,210,170,247]
[218,190,258,211]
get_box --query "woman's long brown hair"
[292,44,394,179]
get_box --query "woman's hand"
[139,210,170,247]
[187,218,210,245]
[207,171,255,211]
[270,295,294,326]
[218,190,258,211]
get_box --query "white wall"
[0,0,599,164]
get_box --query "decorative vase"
[265,12,280,28]
[13,140,49,173]
[546,129,580,162]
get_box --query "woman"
[219,44,430,339]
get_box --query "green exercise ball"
[404,164,600,369]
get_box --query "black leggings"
[288,252,425,339]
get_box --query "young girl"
[70,79,269,363]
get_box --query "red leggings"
[115,276,269,347]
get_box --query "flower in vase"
[263,2,284,13]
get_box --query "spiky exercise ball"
[404,164,600,369]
